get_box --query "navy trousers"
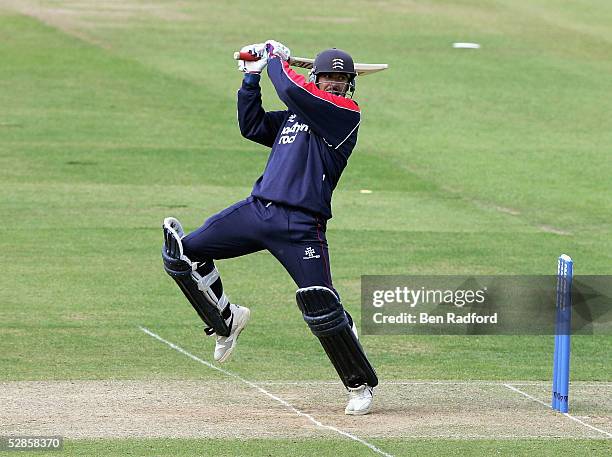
[182,196,337,295]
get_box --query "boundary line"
[139,326,394,457]
[503,383,612,438]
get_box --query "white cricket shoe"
[214,304,250,363]
[345,384,374,415]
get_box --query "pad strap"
[194,266,230,311]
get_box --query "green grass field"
[1,1,611,455]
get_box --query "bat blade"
[353,62,389,75]
[233,52,388,76]
[286,57,389,75]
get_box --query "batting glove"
[237,43,267,74]
[265,40,291,61]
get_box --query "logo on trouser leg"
[303,246,321,260]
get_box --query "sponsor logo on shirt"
[279,121,309,145]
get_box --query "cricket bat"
[233,51,388,76]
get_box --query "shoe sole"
[216,308,250,363]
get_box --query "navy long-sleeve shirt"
[237,56,361,220]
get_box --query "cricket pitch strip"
[2,379,610,440]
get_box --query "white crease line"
[508,382,612,388]
[259,380,612,387]
[503,384,612,439]
[258,380,503,386]
[139,326,394,457]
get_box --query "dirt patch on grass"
[0,0,191,48]
[1,0,191,22]
[1,0,110,48]
[1,380,610,439]
[302,16,359,24]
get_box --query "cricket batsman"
[161,40,378,415]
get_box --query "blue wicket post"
[552,254,573,413]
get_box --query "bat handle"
[234,51,260,61]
